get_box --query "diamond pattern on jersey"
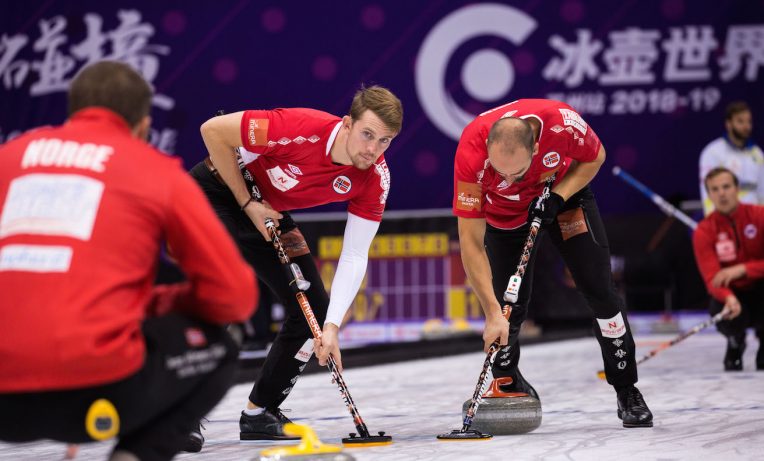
[266,135,322,148]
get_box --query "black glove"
[528,192,565,225]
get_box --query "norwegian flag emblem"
[332,175,352,194]
[543,152,560,168]
[185,328,207,347]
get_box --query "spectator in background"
[699,101,764,215]
[0,61,256,460]
[693,167,764,371]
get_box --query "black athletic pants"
[709,281,764,347]
[190,161,328,409]
[485,185,638,390]
[0,313,237,461]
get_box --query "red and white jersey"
[239,108,390,222]
[453,99,602,229]
[0,108,255,392]
[692,203,764,302]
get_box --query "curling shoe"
[182,420,204,453]
[240,408,300,440]
[499,368,540,401]
[616,386,653,428]
[724,335,745,371]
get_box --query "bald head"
[487,117,535,157]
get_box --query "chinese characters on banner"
[543,25,764,115]
[0,10,177,151]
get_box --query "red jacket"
[0,108,256,392]
[692,203,764,302]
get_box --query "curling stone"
[259,423,356,461]
[461,377,542,435]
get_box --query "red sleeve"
[163,169,257,323]
[453,121,487,219]
[146,282,192,317]
[744,260,764,280]
[692,220,733,303]
[745,205,764,279]
[348,159,389,222]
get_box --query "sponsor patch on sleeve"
[456,181,483,212]
[245,118,269,147]
[596,312,626,338]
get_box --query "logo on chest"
[332,175,352,194]
[266,166,300,192]
[559,108,588,135]
[542,152,560,168]
[715,232,737,262]
[744,224,757,239]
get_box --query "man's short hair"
[68,60,153,127]
[704,167,739,191]
[349,85,403,134]
[724,101,750,121]
[487,117,535,154]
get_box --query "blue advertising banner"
[2,1,763,215]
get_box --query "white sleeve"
[324,212,380,327]
[699,141,717,215]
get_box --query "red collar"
[68,107,133,133]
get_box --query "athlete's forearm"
[200,111,252,206]
[554,145,606,200]
[458,217,503,319]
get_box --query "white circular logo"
[415,4,537,140]
[744,223,757,239]
[543,152,560,168]
[332,176,352,194]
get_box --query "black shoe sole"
[240,432,301,441]
[622,420,653,428]
[617,410,653,428]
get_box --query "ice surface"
[2,332,762,460]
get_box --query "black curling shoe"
[616,386,653,428]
